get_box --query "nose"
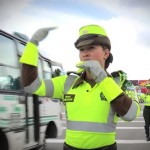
[82,50,90,57]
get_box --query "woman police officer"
[20,24,140,150]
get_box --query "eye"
[79,48,84,51]
[88,45,95,50]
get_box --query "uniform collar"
[72,71,111,89]
[72,71,86,88]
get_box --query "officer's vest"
[144,94,150,106]
[63,74,119,148]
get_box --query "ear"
[104,49,110,59]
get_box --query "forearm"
[99,77,140,121]
[111,94,131,116]
[22,64,38,87]
[111,94,140,121]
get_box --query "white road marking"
[61,127,144,130]
[61,120,144,124]
[116,127,144,129]
[117,140,149,144]
[118,120,144,122]
[46,139,149,144]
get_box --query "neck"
[85,70,93,80]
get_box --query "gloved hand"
[76,60,107,83]
[30,27,57,45]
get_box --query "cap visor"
[76,39,95,48]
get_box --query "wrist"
[30,39,39,46]
[19,42,39,66]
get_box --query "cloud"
[81,0,150,22]
[0,0,33,30]
[1,0,149,79]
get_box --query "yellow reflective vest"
[144,94,150,106]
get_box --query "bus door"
[0,31,26,150]
[16,38,41,148]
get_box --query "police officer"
[20,24,140,150]
[143,84,150,141]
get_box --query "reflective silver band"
[67,120,115,132]
[44,79,54,97]
[64,75,78,94]
[24,77,41,93]
[121,100,138,121]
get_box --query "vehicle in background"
[0,29,64,150]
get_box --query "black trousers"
[143,106,150,137]
[63,142,117,150]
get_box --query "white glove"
[76,60,107,83]
[30,27,57,45]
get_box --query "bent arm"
[99,77,140,121]
[20,42,65,99]
[111,94,140,121]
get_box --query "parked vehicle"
[0,29,63,150]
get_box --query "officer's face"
[78,45,110,68]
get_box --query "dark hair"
[101,45,113,69]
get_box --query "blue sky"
[0,0,150,80]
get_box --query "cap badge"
[83,30,88,35]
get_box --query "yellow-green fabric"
[144,94,150,106]
[125,90,137,101]
[79,24,107,36]
[32,75,121,148]
[100,77,123,102]
[135,101,141,117]
[66,130,115,149]
[139,93,146,101]
[146,84,150,88]
[34,75,67,98]
[19,42,38,66]
[64,77,118,148]
[26,73,139,148]
[34,80,46,96]
[52,75,67,99]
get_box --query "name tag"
[64,94,75,102]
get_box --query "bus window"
[52,65,64,77]
[42,60,52,79]
[0,30,63,150]
[16,41,26,54]
[0,35,20,90]
[38,59,44,79]
[0,34,18,66]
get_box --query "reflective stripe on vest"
[64,75,78,94]
[24,77,42,93]
[67,120,115,132]
[44,79,54,96]
[24,77,54,97]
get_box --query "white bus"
[0,29,63,150]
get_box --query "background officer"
[143,83,150,141]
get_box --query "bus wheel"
[45,122,57,138]
[0,129,9,150]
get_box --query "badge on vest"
[64,94,75,102]
[100,92,107,101]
